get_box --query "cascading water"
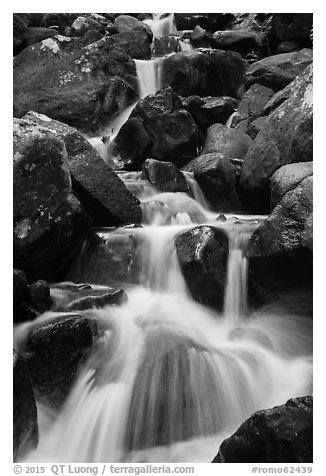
[134,58,163,99]
[143,13,177,39]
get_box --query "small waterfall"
[143,13,177,38]
[182,171,210,209]
[225,111,237,128]
[134,58,163,99]
[179,39,194,52]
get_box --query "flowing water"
[17,14,313,464]
[143,13,177,39]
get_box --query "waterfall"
[182,171,210,209]
[134,58,163,99]
[143,13,177,38]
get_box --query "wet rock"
[174,13,234,32]
[152,36,179,57]
[13,117,91,282]
[231,84,274,132]
[246,117,268,139]
[23,314,97,406]
[184,153,241,212]
[202,123,253,159]
[245,48,313,91]
[272,14,313,43]
[248,175,312,307]
[212,30,266,55]
[270,162,313,209]
[184,95,238,131]
[276,41,301,54]
[190,25,211,48]
[13,35,138,132]
[213,396,313,463]
[106,30,152,60]
[13,268,29,305]
[141,159,189,194]
[207,49,246,99]
[240,64,313,212]
[175,226,229,309]
[114,14,153,41]
[29,280,52,313]
[23,112,142,227]
[59,289,127,312]
[13,351,38,461]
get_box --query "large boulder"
[213,396,313,463]
[13,35,138,132]
[184,95,238,131]
[240,64,313,212]
[270,162,313,209]
[13,351,38,461]
[114,14,153,41]
[174,13,234,32]
[184,153,241,211]
[202,123,253,159]
[160,49,246,99]
[13,269,52,322]
[212,30,266,55]
[245,48,312,91]
[248,173,312,307]
[23,112,142,227]
[115,87,204,166]
[141,159,189,193]
[13,117,91,282]
[23,314,98,406]
[175,226,229,309]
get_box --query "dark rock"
[231,14,273,35]
[152,36,179,57]
[276,41,300,54]
[102,75,137,119]
[83,29,103,46]
[20,26,59,49]
[141,159,189,194]
[13,351,38,461]
[13,35,138,133]
[23,111,142,227]
[246,117,268,139]
[106,30,152,60]
[114,14,153,41]
[272,14,313,43]
[190,25,211,48]
[240,64,313,211]
[231,84,274,132]
[213,396,313,463]
[207,49,246,99]
[245,48,313,91]
[13,14,29,55]
[174,13,234,32]
[29,280,52,313]
[40,13,79,33]
[202,123,253,159]
[212,30,266,55]
[61,289,127,312]
[184,95,238,131]
[13,117,91,282]
[175,226,229,309]
[71,16,106,36]
[270,162,313,209]
[184,153,241,212]
[23,314,97,406]
[13,268,29,305]
[248,175,312,307]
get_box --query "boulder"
[248,174,312,307]
[190,25,211,48]
[105,30,152,60]
[141,159,189,193]
[23,314,97,406]
[29,280,52,313]
[213,396,313,463]
[13,35,138,132]
[202,123,253,159]
[56,288,127,312]
[13,351,38,461]
[22,112,142,227]
[231,83,274,132]
[276,41,300,54]
[175,226,229,309]
[13,117,91,282]
[240,64,313,212]
[161,49,246,99]
[114,14,153,41]
[246,117,268,139]
[270,162,313,209]
[184,95,238,131]
[212,30,266,55]
[245,48,313,91]
[71,16,106,36]
[231,14,272,35]
[174,13,234,32]
[183,153,241,211]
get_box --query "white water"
[134,58,163,99]
[143,13,177,39]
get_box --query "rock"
[13,351,38,461]
[14,35,138,132]
[29,280,52,313]
[71,16,106,36]
[107,30,152,60]
[270,162,313,209]
[40,13,79,33]
[276,41,300,54]
[212,30,265,55]
[141,159,189,193]
[13,117,91,282]
[161,49,246,99]
[202,123,253,159]
[174,13,234,32]
[231,14,272,35]
[231,84,274,132]
[13,269,29,305]
[240,64,313,211]
[60,289,127,312]
[190,25,211,48]
[213,396,313,463]
[152,36,179,57]
[248,175,312,307]
[23,111,142,227]
[23,314,97,406]
[245,48,313,91]
[114,14,153,41]
[83,29,103,46]
[19,26,59,49]
[246,117,267,139]
[175,226,229,309]
[183,153,241,212]
[184,95,238,131]
[13,13,29,55]
[272,14,313,43]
